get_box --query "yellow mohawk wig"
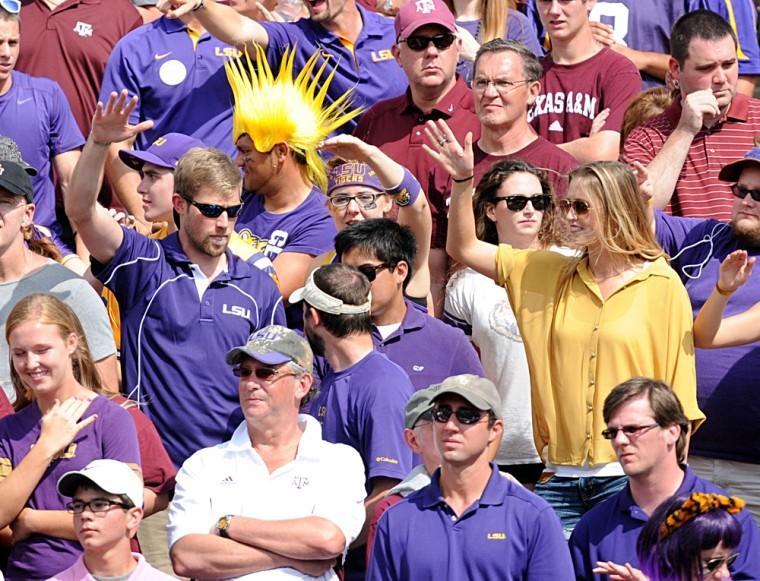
[225,44,363,193]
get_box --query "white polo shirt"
[168,414,367,580]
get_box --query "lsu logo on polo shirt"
[371,49,394,63]
[215,47,243,59]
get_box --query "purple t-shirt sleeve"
[507,9,542,56]
[48,82,85,155]
[568,517,596,580]
[99,400,142,467]
[281,210,337,256]
[448,331,484,377]
[526,506,575,579]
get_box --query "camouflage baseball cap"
[226,325,313,370]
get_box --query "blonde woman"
[427,119,704,535]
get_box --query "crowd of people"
[0,0,759,579]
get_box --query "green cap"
[226,325,312,370]
[431,374,502,418]
[404,385,440,429]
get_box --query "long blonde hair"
[445,0,514,43]
[6,294,106,411]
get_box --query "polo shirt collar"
[665,92,749,127]
[159,16,190,35]
[401,76,472,118]
[227,414,323,455]
[619,465,692,521]
[306,4,381,45]
[163,232,247,281]
[420,463,507,509]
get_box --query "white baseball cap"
[57,459,143,508]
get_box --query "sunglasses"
[0,0,20,14]
[558,198,592,216]
[66,498,128,515]
[357,262,393,283]
[329,192,384,210]
[731,183,760,202]
[181,194,243,219]
[601,423,659,440]
[431,405,489,425]
[232,366,297,383]
[402,33,456,52]
[703,552,739,575]
[492,194,552,212]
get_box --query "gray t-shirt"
[0,262,116,402]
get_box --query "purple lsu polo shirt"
[655,212,760,465]
[99,16,238,157]
[368,464,574,581]
[91,228,286,467]
[371,299,484,391]
[261,4,408,132]
[569,466,760,580]
[0,396,140,580]
[0,71,84,252]
[309,350,413,485]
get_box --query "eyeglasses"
[492,194,552,212]
[329,192,384,210]
[401,33,456,52]
[703,552,740,575]
[601,423,659,440]
[357,262,393,283]
[232,366,298,383]
[731,183,760,202]
[0,0,20,14]
[66,498,128,515]
[180,194,243,219]
[472,78,529,94]
[431,405,489,425]
[558,198,592,216]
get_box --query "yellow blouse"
[496,244,705,467]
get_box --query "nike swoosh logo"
[16,98,31,105]
[154,52,171,61]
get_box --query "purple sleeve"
[366,511,400,581]
[99,39,141,125]
[97,401,142,467]
[568,518,597,581]
[282,210,337,256]
[360,375,414,482]
[507,9,543,57]
[48,82,85,155]
[449,332,484,377]
[654,211,709,256]
[526,506,575,580]
[261,278,287,328]
[390,167,422,207]
[734,509,760,579]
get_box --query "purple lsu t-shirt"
[656,212,760,464]
[0,71,84,252]
[0,396,140,580]
[368,464,574,581]
[309,350,413,485]
[528,47,640,144]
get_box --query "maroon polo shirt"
[355,77,481,248]
[16,0,142,137]
[623,93,760,221]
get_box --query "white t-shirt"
[168,414,367,580]
[445,267,541,465]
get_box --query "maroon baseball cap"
[394,0,457,41]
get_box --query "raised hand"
[255,1,285,22]
[678,89,721,134]
[593,561,649,581]
[156,0,198,18]
[37,397,97,458]
[590,21,616,47]
[91,90,154,146]
[590,108,610,136]
[630,160,653,204]
[422,119,473,181]
[718,250,756,294]
[319,134,375,162]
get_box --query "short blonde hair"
[174,148,241,202]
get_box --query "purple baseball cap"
[327,161,385,195]
[118,133,205,172]
[394,0,457,41]
[719,146,760,182]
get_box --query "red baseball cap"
[394,0,457,41]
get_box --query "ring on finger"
[438,138,448,147]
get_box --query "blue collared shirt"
[569,466,760,580]
[369,463,574,580]
[92,228,286,466]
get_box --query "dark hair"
[603,377,690,464]
[474,39,543,82]
[334,218,416,291]
[637,493,742,580]
[308,264,372,338]
[670,10,737,66]
[473,158,554,246]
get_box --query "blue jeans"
[534,474,628,538]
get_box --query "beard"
[304,323,326,357]
[731,218,760,248]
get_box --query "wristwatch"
[216,514,233,538]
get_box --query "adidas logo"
[549,120,563,132]
[220,475,234,485]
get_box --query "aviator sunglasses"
[558,198,592,216]
[491,194,552,212]
[431,405,489,425]
[232,366,298,382]
[601,423,659,440]
[181,194,243,219]
[731,183,760,202]
[401,33,456,52]
[703,553,740,575]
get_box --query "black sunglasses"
[558,198,592,216]
[731,183,760,202]
[402,33,456,52]
[704,552,740,574]
[181,194,243,219]
[432,405,488,425]
[357,262,393,283]
[492,194,552,212]
[601,423,659,440]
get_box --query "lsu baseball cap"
[290,269,371,315]
[226,325,313,370]
[119,133,205,171]
[431,374,502,418]
[327,161,385,195]
[0,160,34,203]
[57,459,143,508]
[395,0,457,41]
[718,146,760,182]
